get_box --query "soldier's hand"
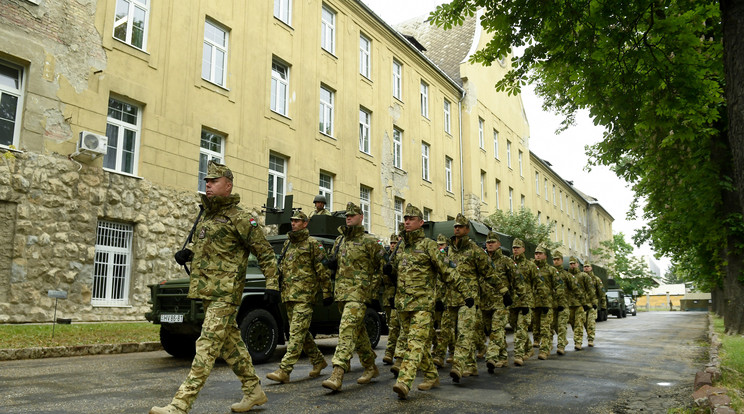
[435,300,445,312]
[557,306,565,312]
[502,292,513,307]
[592,304,597,310]
[323,257,338,271]
[465,298,475,308]
[174,249,193,265]
[520,307,529,315]
[582,305,589,312]
[323,296,334,306]
[264,289,281,304]
[382,263,393,276]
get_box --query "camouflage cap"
[486,231,500,243]
[535,243,548,254]
[569,256,579,264]
[512,238,525,248]
[397,222,405,232]
[437,233,447,243]
[583,261,592,267]
[390,233,399,243]
[453,213,470,227]
[404,203,423,219]
[204,160,233,181]
[345,202,363,216]
[290,210,308,221]
[553,249,564,258]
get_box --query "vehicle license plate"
[160,314,184,323]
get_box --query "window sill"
[318,131,336,141]
[273,17,294,30]
[393,96,404,104]
[0,145,23,154]
[111,38,151,62]
[91,303,133,308]
[393,166,406,175]
[321,49,337,59]
[103,168,144,180]
[200,78,231,93]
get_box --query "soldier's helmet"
[345,202,363,216]
[454,213,470,227]
[512,238,525,248]
[486,231,500,243]
[205,160,233,182]
[535,243,548,254]
[291,210,308,222]
[404,203,423,219]
[437,233,447,244]
[313,194,327,204]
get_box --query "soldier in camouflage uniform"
[387,204,469,399]
[550,250,571,355]
[484,231,516,372]
[509,238,537,366]
[583,263,606,347]
[446,214,492,382]
[321,202,384,391]
[382,233,401,365]
[431,234,455,368]
[151,161,278,414]
[265,210,333,384]
[308,194,330,218]
[531,243,561,360]
[567,257,590,350]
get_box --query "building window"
[478,118,485,149]
[508,187,514,212]
[495,179,500,209]
[518,150,523,176]
[392,59,402,100]
[423,208,432,221]
[443,99,451,133]
[521,194,525,208]
[0,61,23,148]
[420,81,429,118]
[271,60,289,116]
[393,127,403,169]
[360,186,371,232]
[480,171,486,201]
[506,140,512,168]
[268,153,287,209]
[445,156,453,192]
[319,85,334,136]
[535,172,540,194]
[538,211,542,224]
[359,108,371,154]
[202,20,228,87]
[198,130,224,192]
[92,220,133,306]
[544,178,549,201]
[274,0,292,25]
[493,130,499,159]
[553,185,557,205]
[104,97,141,175]
[319,172,333,211]
[394,197,404,226]
[560,190,564,210]
[113,0,149,50]
[321,5,336,54]
[360,34,371,78]
[421,142,430,181]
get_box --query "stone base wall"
[0,152,261,323]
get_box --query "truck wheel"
[365,307,382,349]
[239,308,279,364]
[160,326,197,359]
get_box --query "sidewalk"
[0,342,162,361]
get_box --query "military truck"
[145,196,385,363]
[605,288,627,318]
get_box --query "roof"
[682,293,711,300]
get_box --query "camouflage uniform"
[432,235,457,365]
[550,250,571,354]
[567,257,589,349]
[531,246,560,357]
[266,223,333,374]
[484,240,517,365]
[509,239,537,362]
[383,234,401,363]
[167,162,278,413]
[328,205,384,374]
[585,267,606,344]
[308,208,330,218]
[390,206,465,392]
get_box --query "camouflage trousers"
[452,305,478,373]
[509,308,532,358]
[383,306,400,359]
[171,300,258,412]
[484,308,509,362]
[474,308,489,354]
[331,301,376,372]
[531,308,553,354]
[432,306,458,360]
[279,301,324,373]
[397,310,439,389]
[568,306,585,346]
[551,308,569,350]
[585,307,598,341]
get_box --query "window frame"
[270,60,289,116]
[480,171,486,201]
[509,187,514,212]
[198,129,225,193]
[420,80,429,118]
[319,85,334,136]
[360,186,371,232]
[495,179,500,209]
[394,197,404,227]
[92,220,133,307]
[359,108,371,154]
[445,156,453,193]
[392,59,402,100]
[104,97,142,176]
[506,140,512,168]
[268,153,287,209]
[535,172,540,194]
[359,33,371,79]
[112,0,150,51]
[320,5,336,54]
[0,60,24,148]
[319,172,333,211]
[202,19,229,87]
[478,118,485,149]
[518,150,524,176]
[421,142,430,181]
[393,127,403,169]
[443,99,451,134]
[493,129,499,159]
[274,0,292,25]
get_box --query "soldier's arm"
[312,240,333,299]
[237,215,279,283]
[480,251,509,295]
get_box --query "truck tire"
[239,308,279,364]
[160,326,197,359]
[365,307,382,349]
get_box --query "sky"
[364,0,671,274]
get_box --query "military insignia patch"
[249,218,258,227]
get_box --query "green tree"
[663,264,686,285]
[430,0,744,334]
[484,208,559,249]
[591,233,658,295]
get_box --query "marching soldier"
[550,249,571,355]
[509,238,537,366]
[484,231,516,372]
[584,262,606,347]
[265,210,333,383]
[567,256,590,350]
[531,243,560,360]
[382,233,401,365]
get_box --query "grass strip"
[0,322,159,349]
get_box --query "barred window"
[92,221,133,306]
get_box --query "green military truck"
[145,197,385,363]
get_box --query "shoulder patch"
[249,218,258,227]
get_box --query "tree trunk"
[711,287,722,315]
[721,0,744,217]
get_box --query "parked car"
[606,289,627,318]
[624,296,637,316]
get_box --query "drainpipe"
[458,91,466,213]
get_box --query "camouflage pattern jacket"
[308,208,330,218]
[382,245,398,307]
[574,269,595,307]
[566,267,588,307]
[187,194,278,305]
[552,265,572,309]
[391,228,463,312]
[532,258,560,308]
[330,225,384,303]
[445,235,493,308]
[481,249,512,311]
[587,271,607,308]
[511,253,537,309]
[267,228,332,304]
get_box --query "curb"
[691,314,735,413]
[0,342,163,361]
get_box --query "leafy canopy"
[484,208,560,249]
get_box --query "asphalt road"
[0,311,707,413]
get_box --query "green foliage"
[713,316,744,412]
[591,233,658,294]
[0,322,159,349]
[663,264,686,285]
[484,208,559,249]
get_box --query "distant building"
[641,283,687,310]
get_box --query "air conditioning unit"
[77,131,108,156]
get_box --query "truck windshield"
[606,291,620,298]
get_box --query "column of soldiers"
[153,162,607,413]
